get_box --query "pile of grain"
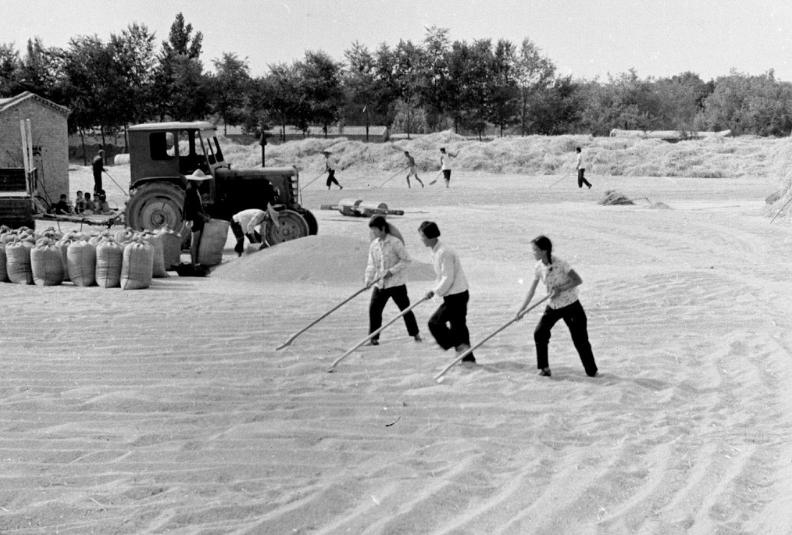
[598,190,635,205]
[211,235,435,285]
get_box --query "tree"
[262,62,307,139]
[526,75,583,135]
[16,38,64,103]
[109,23,157,128]
[209,52,251,133]
[697,70,792,136]
[0,43,20,97]
[297,50,344,137]
[514,38,555,135]
[417,26,451,131]
[447,39,495,139]
[391,40,424,137]
[152,13,209,121]
[343,41,378,141]
[488,39,520,136]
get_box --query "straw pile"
[598,190,635,205]
[223,131,788,180]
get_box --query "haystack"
[598,190,635,206]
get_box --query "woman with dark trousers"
[364,216,422,345]
[517,235,598,377]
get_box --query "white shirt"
[365,234,411,289]
[233,209,267,234]
[576,152,585,169]
[325,157,336,171]
[441,153,452,171]
[534,256,579,309]
[431,240,469,297]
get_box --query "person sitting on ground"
[95,194,112,214]
[52,194,72,215]
[83,192,96,214]
[74,191,85,214]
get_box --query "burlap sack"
[67,240,97,287]
[31,241,64,286]
[96,239,124,288]
[121,240,154,290]
[6,241,34,285]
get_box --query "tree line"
[3,13,792,146]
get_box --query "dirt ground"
[2,164,792,534]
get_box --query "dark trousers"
[428,290,474,359]
[534,300,597,376]
[230,220,259,254]
[442,169,451,183]
[326,170,341,188]
[577,169,591,188]
[369,285,420,341]
[93,171,102,194]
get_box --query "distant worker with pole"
[439,147,456,188]
[419,220,475,363]
[403,151,424,188]
[575,147,592,189]
[92,149,105,194]
[364,215,423,345]
[323,151,343,190]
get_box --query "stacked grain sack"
[0,226,178,290]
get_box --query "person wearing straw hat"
[183,169,211,267]
[404,151,424,188]
[517,235,598,378]
[322,150,343,190]
[419,220,474,363]
[364,215,422,345]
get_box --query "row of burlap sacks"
[0,226,184,290]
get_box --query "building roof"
[0,91,70,116]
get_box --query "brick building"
[0,91,70,200]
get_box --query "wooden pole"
[434,294,551,382]
[377,167,408,188]
[327,296,428,372]
[275,275,385,350]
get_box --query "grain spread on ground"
[212,234,435,285]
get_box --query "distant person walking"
[92,149,105,194]
[439,148,455,188]
[364,215,422,345]
[403,151,424,188]
[516,235,598,378]
[323,151,343,190]
[576,147,592,189]
[419,221,475,363]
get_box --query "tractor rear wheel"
[125,182,185,232]
[266,209,309,245]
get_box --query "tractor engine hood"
[213,167,297,180]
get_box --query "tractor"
[124,121,317,244]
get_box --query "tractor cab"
[124,121,317,242]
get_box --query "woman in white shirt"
[517,235,598,377]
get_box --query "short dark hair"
[419,221,440,239]
[368,215,389,232]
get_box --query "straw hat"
[185,169,211,181]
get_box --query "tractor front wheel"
[266,209,309,245]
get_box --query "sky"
[4,0,792,81]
